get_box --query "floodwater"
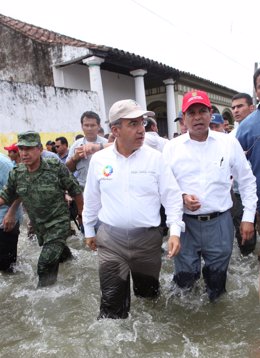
[0,220,260,358]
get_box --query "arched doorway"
[212,106,220,114]
[222,109,233,125]
[147,101,168,137]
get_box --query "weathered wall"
[0,80,99,152]
[0,23,53,86]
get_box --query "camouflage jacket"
[0,158,82,243]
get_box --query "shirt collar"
[182,128,216,143]
[112,140,142,158]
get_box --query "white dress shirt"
[83,143,184,237]
[144,132,168,152]
[163,129,257,222]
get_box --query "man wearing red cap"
[4,143,21,165]
[163,90,257,301]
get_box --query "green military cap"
[17,131,41,147]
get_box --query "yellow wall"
[0,132,84,154]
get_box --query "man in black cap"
[0,131,83,287]
[174,111,187,135]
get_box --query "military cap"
[17,131,41,147]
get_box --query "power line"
[129,0,252,71]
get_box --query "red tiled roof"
[0,13,109,50]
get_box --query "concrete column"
[130,69,147,109]
[163,78,177,139]
[83,56,108,132]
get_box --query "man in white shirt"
[230,93,256,256]
[144,117,169,234]
[230,93,254,137]
[163,90,257,302]
[83,99,184,319]
[144,117,168,152]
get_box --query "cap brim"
[121,109,155,119]
[17,141,39,147]
[183,101,211,113]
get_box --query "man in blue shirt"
[237,69,260,254]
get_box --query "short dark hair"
[80,111,101,125]
[75,134,84,141]
[232,92,253,106]
[55,136,68,146]
[145,117,157,132]
[254,68,260,90]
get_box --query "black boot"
[59,246,73,263]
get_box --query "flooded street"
[0,221,260,358]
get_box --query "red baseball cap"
[4,143,19,152]
[182,90,211,113]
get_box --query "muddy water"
[0,222,259,358]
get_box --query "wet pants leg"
[37,240,66,287]
[231,193,256,256]
[96,224,163,319]
[174,211,234,301]
[160,205,168,236]
[0,223,19,272]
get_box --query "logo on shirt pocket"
[103,165,113,177]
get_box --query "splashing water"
[0,223,259,358]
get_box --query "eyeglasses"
[111,118,148,128]
[126,119,148,128]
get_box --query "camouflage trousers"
[37,239,73,287]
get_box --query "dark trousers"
[231,192,256,256]
[96,223,163,319]
[0,222,19,272]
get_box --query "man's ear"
[151,123,157,132]
[111,125,120,138]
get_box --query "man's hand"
[2,210,16,232]
[85,236,97,251]
[167,235,181,258]
[65,193,73,206]
[240,221,255,245]
[74,143,100,161]
[183,194,201,211]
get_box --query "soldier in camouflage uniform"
[0,131,83,287]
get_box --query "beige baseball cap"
[109,99,155,123]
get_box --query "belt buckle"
[198,215,211,221]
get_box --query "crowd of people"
[0,68,260,319]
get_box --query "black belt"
[185,211,225,222]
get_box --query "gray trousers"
[96,223,163,319]
[174,210,234,301]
